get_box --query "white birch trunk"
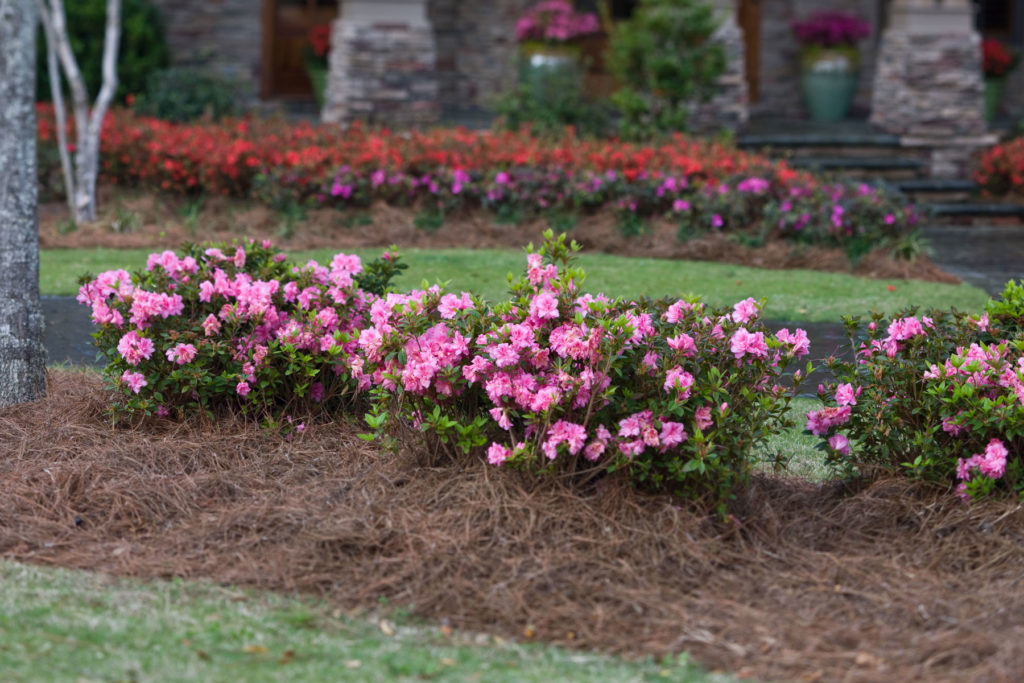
[0,0,48,406]
[37,0,121,224]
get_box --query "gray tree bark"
[0,0,48,406]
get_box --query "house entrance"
[260,0,340,99]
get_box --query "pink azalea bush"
[807,281,1024,500]
[354,231,812,508]
[82,232,811,507]
[78,240,406,427]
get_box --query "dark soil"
[3,371,1023,682]
[39,186,960,284]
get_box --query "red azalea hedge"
[37,104,798,199]
[37,105,922,262]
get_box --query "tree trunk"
[0,0,48,406]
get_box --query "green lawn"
[0,562,724,683]
[43,247,989,323]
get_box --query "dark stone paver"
[922,224,1024,296]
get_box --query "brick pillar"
[690,0,749,134]
[870,0,993,177]
[322,0,439,126]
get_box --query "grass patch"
[41,247,989,323]
[756,396,832,481]
[0,561,721,682]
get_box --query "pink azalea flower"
[828,433,851,456]
[121,370,147,394]
[731,297,759,324]
[201,313,221,336]
[663,366,695,400]
[529,292,560,320]
[165,343,197,365]
[695,406,713,431]
[659,421,688,449]
[487,442,511,466]
[834,383,857,407]
[979,438,1008,479]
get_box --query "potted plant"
[514,0,601,102]
[305,24,331,109]
[791,11,870,122]
[982,38,1016,122]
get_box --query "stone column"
[870,0,993,177]
[690,0,749,134]
[322,0,439,126]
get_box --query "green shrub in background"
[494,65,613,138]
[134,67,243,123]
[36,0,170,103]
[607,0,725,139]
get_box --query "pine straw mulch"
[4,372,1024,682]
[40,186,959,284]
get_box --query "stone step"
[929,202,1024,220]
[890,178,978,203]
[738,132,901,149]
[786,156,926,180]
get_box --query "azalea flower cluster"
[808,291,1024,501]
[922,340,1024,499]
[77,239,395,427]
[353,231,811,505]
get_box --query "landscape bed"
[1,370,1023,682]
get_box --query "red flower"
[983,38,1015,78]
[309,25,331,59]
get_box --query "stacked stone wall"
[150,0,262,97]
[429,0,531,110]
[323,20,439,126]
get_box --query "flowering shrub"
[355,231,812,508]
[975,138,1024,197]
[808,280,1024,501]
[78,239,405,428]
[36,105,921,261]
[515,1,601,45]
[983,38,1016,79]
[791,11,870,49]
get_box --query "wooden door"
[738,0,760,103]
[261,0,340,99]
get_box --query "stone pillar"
[870,0,994,177]
[322,0,439,126]
[690,0,749,134]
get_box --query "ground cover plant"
[36,105,924,263]
[808,279,1024,500]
